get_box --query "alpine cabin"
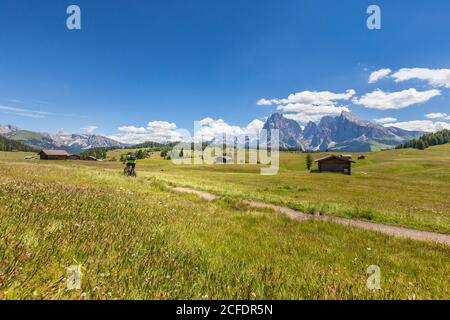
[38,150,69,160]
[315,155,355,175]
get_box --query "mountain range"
[1,112,423,153]
[0,125,126,154]
[263,111,423,152]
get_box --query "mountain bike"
[123,164,137,177]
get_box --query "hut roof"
[38,150,69,156]
[315,155,355,163]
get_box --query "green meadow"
[108,144,450,234]
[0,146,449,299]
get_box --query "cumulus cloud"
[245,119,265,134]
[110,118,264,144]
[195,118,264,141]
[282,105,350,122]
[109,120,184,144]
[373,117,397,124]
[352,88,441,110]
[81,126,98,134]
[257,89,355,122]
[256,98,273,106]
[118,126,147,133]
[148,121,177,131]
[392,68,450,88]
[425,112,450,120]
[384,120,450,132]
[369,68,392,83]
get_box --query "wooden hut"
[68,154,81,160]
[215,155,234,164]
[38,150,69,160]
[340,154,353,160]
[315,155,355,175]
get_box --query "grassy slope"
[102,144,450,234]
[0,158,449,299]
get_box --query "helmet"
[129,154,137,160]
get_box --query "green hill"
[0,135,38,152]
[396,129,450,150]
[6,130,56,150]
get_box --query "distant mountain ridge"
[1,112,423,153]
[263,112,423,152]
[0,125,127,154]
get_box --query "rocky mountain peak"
[262,112,423,152]
[263,113,304,149]
[0,124,19,135]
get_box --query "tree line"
[396,129,450,150]
[119,149,152,162]
[0,135,37,152]
[78,147,117,160]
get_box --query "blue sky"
[1,0,449,142]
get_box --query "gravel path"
[172,187,219,201]
[172,187,450,246]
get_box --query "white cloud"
[425,112,450,120]
[373,117,397,124]
[245,119,265,134]
[148,121,177,131]
[285,89,355,105]
[281,104,350,122]
[109,120,184,144]
[369,68,392,83]
[384,120,450,132]
[0,105,51,119]
[352,88,441,110]
[257,89,355,122]
[81,126,98,134]
[109,118,264,144]
[392,68,450,88]
[256,98,273,106]
[195,118,264,141]
[118,126,147,133]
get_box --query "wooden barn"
[315,155,355,175]
[38,150,69,160]
[215,155,234,164]
[340,154,353,160]
[68,154,81,160]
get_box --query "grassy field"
[0,150,449,299]
[103,144,450,234]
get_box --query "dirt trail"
[172,187,219,201]
[172,187,450,246]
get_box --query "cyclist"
[123,153,137,176]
